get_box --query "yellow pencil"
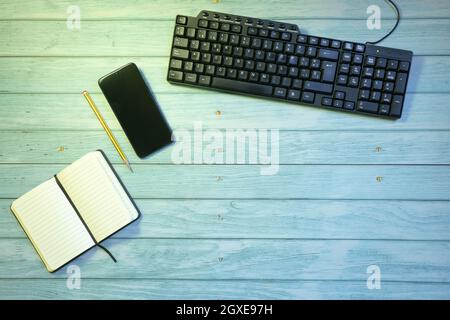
[82,90,133,172]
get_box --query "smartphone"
[98,63,172,158]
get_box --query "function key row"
[198,12,299,31]
[297,35,365,52]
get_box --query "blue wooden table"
[0,0,449,299]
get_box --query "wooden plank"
[0,56,446,94]
[0,238,449,281]
[1,19,449,56]
[1,130,450,165]
[1,279,449,299]
[1,164,450,200]
[0,0,448,20]
[2,199,450,240]
[0,93,449,130]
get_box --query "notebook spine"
[53,174,117,263]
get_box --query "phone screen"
[98,63,172,158]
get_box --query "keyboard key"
[184,73,197,83]
[168,70,183,81]
[337,75,347,85]
[394,73,408,94]
[370,91,381,102]
[365,56,376,66]
[238,70,248,80]
[322,97,332,106]
[270,30,280,39]
[384,82,394,92]
[334,91,345,100]
[355,44,365,52]
[297,35,307,43]
[187,28,196,38]
[321,61,337,83]
[247,27,257,35]
[260,73,270,83]
[372,80,383,91]
[274,87,287,98]
[249,71,259,82]
[320,39,330,47]
[184,61,194,71]
[301,92,315,103]
[379,104,390,115]
[227,68,237,79]
[172,48,189,59]
[357,101,379,113]
[198,19,208,28]
[381,93,392,104]
[318,48,339,61]
[387,60,399,70]
[309,37,319,45]
[359,90,370,100]
[390,95,404,117]
[221,23,231,32]
[271,75,281,86]
[303,81,333,94]
[212,78,273,96]
[231,24,242,33]
[376,58,387,68]
[281,32,291,41]
[292,79,302,89]
[342,52,352,63]
[399,61,410,72]
[348,77,359,87]
[259,28,269,37]
[344,101,355,110]
[331,40,341,48]
[176,16,187,25]
[281,77,292,87]
[340,64,350,74]
[287,89,301,100]
[386,71,396,81]
[209,21,219,29]
[333,99,343,108]
[343,42,353,51]
[175,26,185,36]
[353,54,363,65]
[198,75,211,86]
[170,59,183,69]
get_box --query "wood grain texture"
[1,164,450,200]
[2,199,450,240]
[1,130,450,164]
[1,279,449,300]
[1,19,449,56]
[1,238,449,282]
[1,93,450,130]
[1,0,448,19]
[0,0,449,299]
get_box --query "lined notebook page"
[11,179,95,272]
[57,151,138,242]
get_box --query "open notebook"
[10,150,140,272]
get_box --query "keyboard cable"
[365,0,400,45]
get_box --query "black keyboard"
[167,10,413,119]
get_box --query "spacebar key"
[211,78,273,96]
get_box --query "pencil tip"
[127,162,134,173]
